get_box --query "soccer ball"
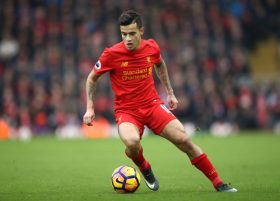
[111,165,141,193]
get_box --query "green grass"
[0,133,280,201]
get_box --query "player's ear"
[140,27,144,35]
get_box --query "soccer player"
[83,10,237,192]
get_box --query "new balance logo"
[121,61,128,67]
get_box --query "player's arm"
[83,70,102,126]
[154,57,178,110]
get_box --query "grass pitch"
[0,133,280,201]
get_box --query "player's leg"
[118,122,146,167]
[160,119,237,192]
[160,119,203,159]
[147,103,236,192]
[117,121,159,191]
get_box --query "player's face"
[120,23,144,51]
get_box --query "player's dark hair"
[118,10,142,29]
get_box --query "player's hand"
[83,109,95,126]
[167,94,178,110]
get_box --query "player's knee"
[125,137,141,158]
[175,133,197,153]
[124,136,141,151]
[177,134,191,146]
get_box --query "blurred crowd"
[0,0,279,136]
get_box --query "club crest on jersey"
[95,60,101,70]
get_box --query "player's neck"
[123,39,143,52]
[135,39,142,50]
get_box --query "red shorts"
[115,101,176,136]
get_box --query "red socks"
[191,153,223,188]
[125,149,222,188]
[125,147,151,173]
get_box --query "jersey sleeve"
[93,48,113,74]
[148,39,161,64]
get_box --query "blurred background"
[0,0,279,140]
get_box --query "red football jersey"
[93,39,163,111]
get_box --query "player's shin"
[125,146,151,173]
[191,153,223,188]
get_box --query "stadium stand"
[0,0,279,137]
